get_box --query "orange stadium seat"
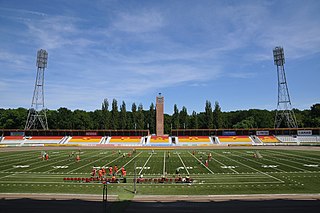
[219,136,252,142]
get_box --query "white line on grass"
[121,152,142,168]
[138,152,153,175]
[188,152,214,174]
[218,152,284,183]
[177,152,189,175]
[66,152,118,174]
[210,154,239,174]
[232,150,286,172]
[163,152,166,176]
[266,150,320,169]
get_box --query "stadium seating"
[23,136,63,144]
[276,135,299,143]
[0,136,25,145]
[109,136,142,143]
[257,136,280,143]
[297,136,320,143]
[177,136,212,146]
[67,136,103,145]
[149,136,170,143]
[217,136,253,145]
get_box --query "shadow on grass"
[1,198,320,213]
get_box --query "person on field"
[76,154,80,162]
[108,166,113,176]
[205,159,209,167]
[91,167,97,177]
[114,165,118,174]
[45,153,49,161]
[102,167,106,177]
[208,153,212,161]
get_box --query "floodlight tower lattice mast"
[273,46,297,128]
[25,49,49,130]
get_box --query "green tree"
[101,98,110,129]
[137,104,144,129]
[119,101,127,129]
[213,101,222,129]
[205,100,213,129]
[111,99,119,129]
[189,110,198,129]
[172,104,180,129]
[147,103,156,134]
[131,103,137,129]
[179,106,188,129]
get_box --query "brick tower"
[156,93,164,136]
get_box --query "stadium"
[1,46,320,213]
[1,1,320,213]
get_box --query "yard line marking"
[210,154,239,174]
[285,150,320,162]
[177,152,189,175]
[47,151,112,173]
[1,150,81,172]
[67,152,118,174]
[139,152,153,175]
[232,151,286,172]
[0,150,69,170]
[163,152,166,176]
[266,150,320,166]
[116,152,143,174]
[257,151,308,172]
[188,152,214,174]
[263,150,313,172]
[19,150,96,173]
[219,152,284,183]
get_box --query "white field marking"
[139,152,154,175]
[120,152,142,169]
[263,150,313,172]
[0,150,69,170]
[33,151,100,173]
[177,152,190,175]
[0,180,281,186]
[136,167,150,170]
[231,150,286,173]
[188,152,214,174]
[13,165,30,168]
[66,152,118,174]
[276,150,320,162]
[52,166,69,169]
[210,154,239,174]
[221,166,236,169]
[217,152,284,183]
[253,151,307,172]
[223,152,231,154]
[2,151,75,173]
[163,152,166,176]
[266,150,320,165]
[47,151,112,173]
[262,165,279,168]
[304,164,319,167]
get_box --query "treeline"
[0,99,319,134]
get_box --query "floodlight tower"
[25,49,48,130]
[273,46,297,128]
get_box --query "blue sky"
[0,0,319,114]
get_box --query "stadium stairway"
[250,135,263,145]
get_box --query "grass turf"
[0,148,319,196]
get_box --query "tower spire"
[273,47,297,128]
[25,49,48,130]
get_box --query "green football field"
[0,148,320,196]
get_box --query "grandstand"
[217,136,253,145]
[0,136,25,145]
[176,136,212,146]
[257,136,280,143]
[108,136,143,145]
[148,135,170,145]
[66,136,104,145]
